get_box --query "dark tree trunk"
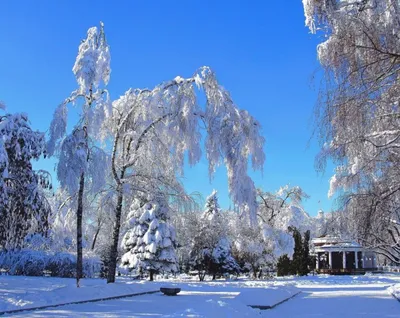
[107,182,124,283]
[251,264,258,279]
[91,225,101,251]
[198,270,206,281]
[76,172,85,288]
[149,269,154,281]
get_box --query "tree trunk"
[198,271,205,281]
[76,172,85,288]
[107,184,124,283]
[91,225,101,251]
[149,269,154,281]
[251,264,258,279]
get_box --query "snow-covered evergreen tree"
[0,112,49,250]
[121,196,178,281]
[190,191,239,280]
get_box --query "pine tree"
[301,230,311,275]
[288,226,310,276]
[121,197,179,281]
[289,227,303,275]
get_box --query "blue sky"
[0,1,336,215]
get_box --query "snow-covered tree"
[189,191,239,280]
[0,112,49,250]
[303,0,400,262]
[106,65,265,283]
[121,196,178,281]
[257,185,309,226]
[256,185,310,263]
[47,22,111,286]
[170,195,202,273]
[231,217,271,279]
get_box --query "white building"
[312,235,377,274]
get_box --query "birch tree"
[106,67,265,283]
[303,1,400,261]
[47,23,111,286]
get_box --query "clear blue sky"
[0,1,336,215]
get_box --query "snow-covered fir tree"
[190,190,239,280]
[121,196,178,281]
[0,112,49,250]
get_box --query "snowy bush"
[0,250,101,278]
[276,254,291,277]
[4,250,47,276]
[47,252,76,278]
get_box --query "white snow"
[2,274,400,317]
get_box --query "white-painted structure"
[312,235,377,273]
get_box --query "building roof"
[312,235,363,251]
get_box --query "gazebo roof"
[312,235,363,251]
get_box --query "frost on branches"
[47,22,111,195]
[110,66,265,223]
[121,197,179,281]
[303,1,400,262]
[189,191,239,281]
[47,22,111,287]
[0,113,49,250]
[106,63,265,283]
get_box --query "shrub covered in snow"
[0,250,101,278]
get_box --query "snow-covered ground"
[2,274,400,317]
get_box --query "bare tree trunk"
[149,269,154,281]
[76,172,85,288]
[251,264,258,279]
[91,225,101,251]
[107,182,124,283]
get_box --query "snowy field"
[1,274,400,317]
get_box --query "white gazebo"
[312,235,377,274]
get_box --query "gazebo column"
[361,252,365,269]
[342,251,346,269]
[328,251,333,269]
[355,251,359,269]
[316,253,320,270]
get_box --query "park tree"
[106,66,265,283]
[303,0,400,262]
[0,111,50,250]
[257,185,309,227]
[231,215,271,279]
[189,191,239,280]
[47,23,111,286]
[121,196,179,281]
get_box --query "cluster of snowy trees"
[168,187,325,281]
[303,0,400,263]
[0,23,268,285]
